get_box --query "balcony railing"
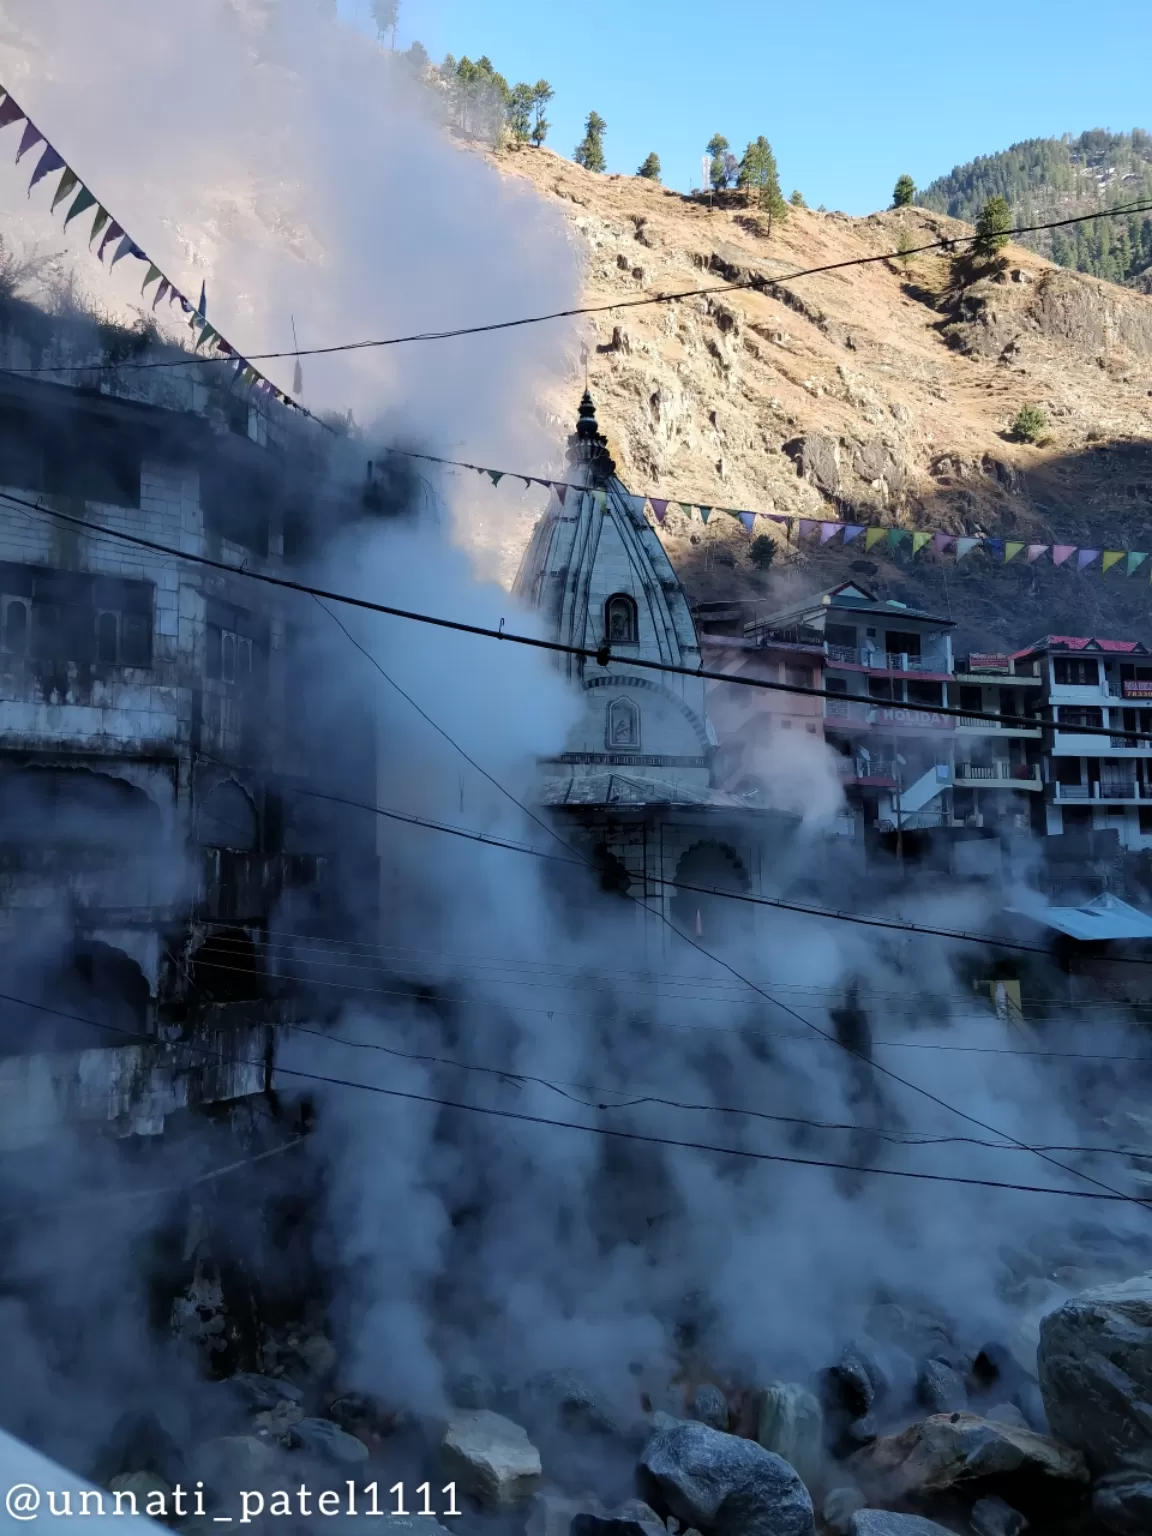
[1053,781,1151,802]
[1110,735,1142,748]
[1054,784,1091,799]
[1101,781,1138,799]
[825,645,946,673]
[956,762,1042,784]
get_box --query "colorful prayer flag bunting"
[842,525,866,544]
[739,512,756,534]
[956,538,980,559]
[820,522,840,545]
[932,533,956,553]
[1077,549,1099,569]
[1127,552,1148,576]
[15,122,42,163]
[1052,545,1076,566]
[90,206,110,246]
[699,506,713,523]
[487,470,503,487]
[0,96,25,132]
[864,528,887,551]
[50,167,79,212]
[97,221,124,262]
[984,538,1004,559]
[28,144,64,192]
[1026,545,1048,563]
[64,187,96,228]
[1004,541,1024,562]
[141,263,162,294]
[911,532,931,554]
[798,519,818,539]
[888,529,908,550]
[649,498,667,522]
[555,485,568,506]
[1101,551,1124,574]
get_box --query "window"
[1139,806,1152,835]
[604,593,638,645]
[1,598,27,654]
[0,564,153,667]
[885,630,922,658]
[205,599,268,685]
[1057,706,1103,729]
[1053,657,1098,686]
[959,685,983,713]
[606,696,640,749]
[784,666,813,688]
[1053,758,1083,785]
[868,676,894,700]
[825,677,848,695]
[907,680,943,706]
[825,624,856,649]
[96,611,118,665]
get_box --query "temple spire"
[566,389,616,487]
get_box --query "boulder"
[757,1383,824,1490]
[822,1486,865,1535]
[524,1369,626,1439]
[970,1494,1028,1536]
[825,1344,888,1419]
[289,1416,370,1465]
[689,1384,729,1433]
[782,434,840,496]
[1036,1272,1152,1476]
[440,1409,542,1508]
[984,1404,1027,1431]
[850,1515,954,1536]
[526,1491,606,1536]
[638,1419,814,1536]
[1092,1471,1152,1535]
[572,1517,666,1536]
[191,1435,278,1495]
[850,1412,1087,1512]
[916,1361,967,1415]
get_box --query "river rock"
[638,1419,814,1536]
[917,1359,967,1414]
[1092,1471,1152,1535]
[850,1514,954,1536]
[850,1412,1087,1508]
[970,1494,1027,1536]
[825,1344,887,1418]
[689,1384,729,1433]
[440,1409,542,1508]
[1036,1272,1152,1475]
[822,1485,865,1534]
[757,1383,823,1490]
[289,1416,370,1465]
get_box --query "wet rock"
[191,1435,278,1496]
[222,1372,304,1414]
[1036,1272,1152,1476]
[440,1409,542,1508]
[970,1494,1028,1536]
[638,1419,814,1536]
[689,1384,729,1433]
[985,1404,1028,1431]
[757,1383,823,1489]
[825,1344,888,1419]
[1091,1470,1152,1535]
[572,1516,667,1536]
[289,1416,370,1465]
[850,1514,954,1536]
[917,1360,967,1415]
[834,1413,879,1460]
[524,1368,626,1439]
[850,1412,1088,1510]
[526,1490,606,1536]
[617,1499,665,1527]
[822,1485,865,1535]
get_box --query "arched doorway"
[670,841,750,942]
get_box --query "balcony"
[825,645,949,673]
[1053,782,1151,802]
[955,762,1043,789]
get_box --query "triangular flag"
[50,167,79,212]
[198,280,207,319]
[1025,544,1048,562]
[984,538,1004,559]
[932,533,956,553]
[487,469,503,487]
[1052,545,1076,566]
[28,144,64,192]
[796,518,816,539]
[820,522,840,544]
[739,512,755,534]
[15,121,42,163]
[864,527,887,551]
[593,489,608,512]
[650,498,667,523]
[955,538,980,559]
[194,324,217,352]
[888,529,909,550]
[842,525,866,543]
[1077,549,1099,569]
[555,484,568,507]
[699,506,713,523]
[97,221,124,262]
[63,186,96,228]
[680,503,695,519]
[152,278,170,310]
[110,234,142,268]
[628,494,647,518]
[1126,552,1148,576]
[911,532,932,554]
[1101,551,1124,574]
[141,263,162,294]
[0,96,25,132]
[1004,541,1025,562]
[90,206,110,246]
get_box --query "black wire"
[5,487,1147,745]
[7,198,1152,376]
[0,984,1139,1203]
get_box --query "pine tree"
[530,80,553,147]
[749,535,776,571]
[507,82,534,143]
[892,174,916,208]
[637,152,662,181]
[973,194,1013,258]
[790,189,807,208]
[574,111,607,173]
[738,137,788,231]
[371,0,399,49]
[707,133,731,191]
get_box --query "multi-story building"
[0,295,368,1150]
[1020,635,1152,852]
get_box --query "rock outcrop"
[440,1409,542,1508]
[639,1419,815,1536]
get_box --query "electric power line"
[7,485,1152,746]
[7,199,1152,377]
[0,984,1142,1204]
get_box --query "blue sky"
[339,0,1152,214]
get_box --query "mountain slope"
[499,147,1152,650]
[920,131,1152,290]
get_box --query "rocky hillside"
[501,147,1152,651]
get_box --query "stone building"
[513,394,793,944]
[0,297,369,1149]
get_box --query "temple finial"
[566,389,615,487]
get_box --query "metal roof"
[1009,891,1152,942]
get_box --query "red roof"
[1015,635,1145,657]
